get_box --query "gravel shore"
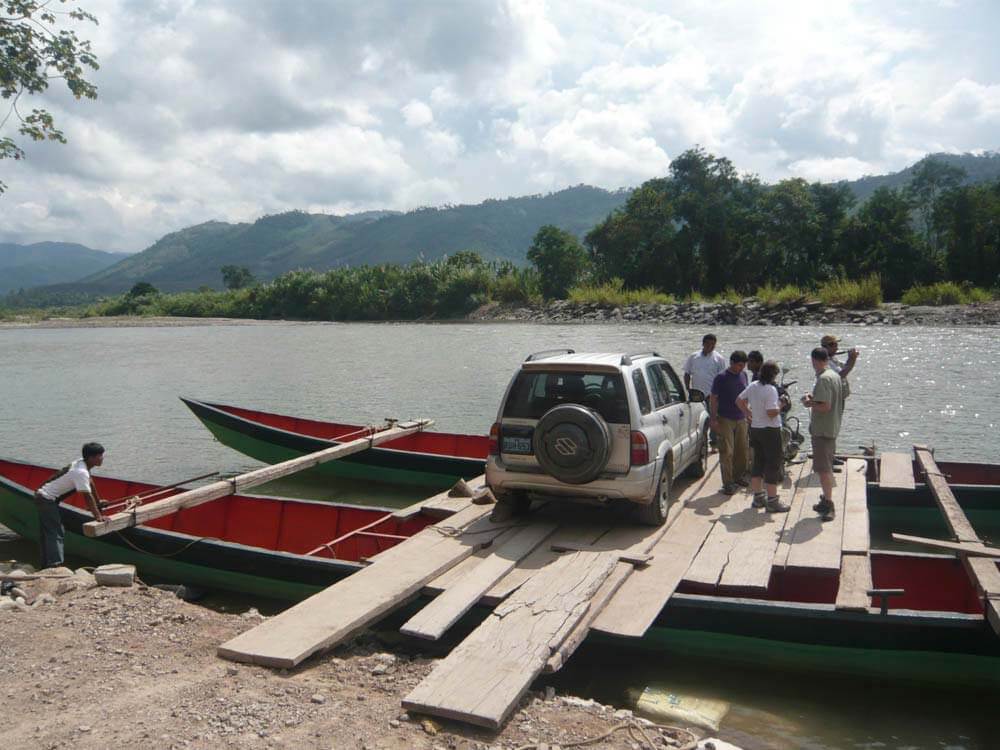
[1,563,729,750]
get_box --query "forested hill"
[72,186,629,293]
[843,151,1000,205]
[0,242,126,295]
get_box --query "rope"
[512,717,698,750]
[113,530,220,559]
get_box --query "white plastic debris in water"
[630,686,730,732]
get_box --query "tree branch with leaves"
[1,0,99,192]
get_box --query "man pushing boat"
[32,443,107,568]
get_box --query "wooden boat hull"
[181,397,487,489]
[3,459,998,689]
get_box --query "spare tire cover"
[533,404,612,485]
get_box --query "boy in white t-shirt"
[33,442,107,568]
[737,362,789,513]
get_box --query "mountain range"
[4,151,1000,303]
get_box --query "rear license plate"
[502,436,532,454]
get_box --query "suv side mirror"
[688,388,705,403]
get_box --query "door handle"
[661,415,670,424]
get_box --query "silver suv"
[486,350,710,525]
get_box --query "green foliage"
[818,275,883,309]
[220,265,255,290]
[753,284,810,306]
[0,1,99,192]
[901,282,994,306]
[567,279,675,306]
[128,282,158,298]
[527,225,590,298]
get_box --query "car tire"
[533,404,612,485]
[637,460,672,526]
[685,430,709,478]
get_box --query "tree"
[221,265,255,290]
[934,180,1000,287]
[905,158,966,251]
[127,281,158,298]
[527,225,589,299]
[1,1,99,192]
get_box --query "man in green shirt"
[801,347,845,521]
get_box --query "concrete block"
[94,564,136,587]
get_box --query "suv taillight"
[489,422,500,456]
[630,431,649,466]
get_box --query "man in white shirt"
[33,443,107,568]
[684,333,726,448]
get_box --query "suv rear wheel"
[533,404,612,484]
[637,460,672,526]
[685,430,708,478]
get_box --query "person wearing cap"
[710,350,749,494]
[820,335,858,379]
[33,443,108,568]
[801,349,846,521]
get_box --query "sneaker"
[812,494,827,512]
[751,492,766,509]
[734,477,750,488]
[721,484,737,495]
[766,496,790,513]
[815,499,836,522]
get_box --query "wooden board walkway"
[217,503,503,667]
[879,451,915,490]
[784,469,844,572]
[402,549,618,729]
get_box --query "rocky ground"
[0,562,735,750]
[471,300,1000,326]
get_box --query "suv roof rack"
[525,348,575,362]
[621,351,660,366]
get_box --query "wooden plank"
[681,491,755,587]
[592,508,715,637]
[402,550,618,729]
[879,452,915,490]
[544,561,631,673]
[840,458,870,554]
[85,420,433,536]
[717,462,804,591]
[217,503,499,667]
[914,447,980,543]
[966,557,1000,597]
[891,533,1000,559]
[835,553,872,611]
[550,542,651,566]
[773,466,811,568]
[784,470,844,572]
[424,551,487,595]
[393,474,486,520]
[482,458,722,605]
[400,522,558,640]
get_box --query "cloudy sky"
[1,0,998,252]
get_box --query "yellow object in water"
[629,686,731,732]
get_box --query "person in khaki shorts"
[801,347,846,521]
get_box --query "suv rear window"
[503,371,629,424]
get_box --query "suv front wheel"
[637,459,672,526]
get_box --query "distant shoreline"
[3,301,1000,330]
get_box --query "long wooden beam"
[913,445,979,543]
[891,533,1000,559]
[82,420,433,537]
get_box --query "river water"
[1,320,998,748]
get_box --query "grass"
[817,275,882,309]
[753,284,810,305]
[567,279,675,306]
[901,282,995,306]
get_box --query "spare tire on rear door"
[532,404,612,484]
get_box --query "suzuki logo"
[554,437,578,456]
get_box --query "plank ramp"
[835,553,872,611]
[914,446,979,543]
[879,451,915,490]
[402,549,618,729]
[773,468,811,568]
[400,522,558,640]
[784,470,844,572]
[840,458,870,554]
[217,503,500,667]
[717,463,805,591]
[392,474,486,521]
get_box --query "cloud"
[0,0,997,252]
